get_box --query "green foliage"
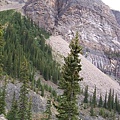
[18,57,29,120]
[92,86,97,107]
[7,92,19,120]
[84,85,88,103]
[0,25,5,78]
[44,99,52,120]
[99,108,105,117]
[57,32,83,120]
[0,10,61,84]
[0,85,6,115]
[115,94,118,112]
[52,89,57,98]
[111,90,115,110]
[98,93,103,107]
[0,10,14,24]
[41,85,44,97]
[107,89,112,111]
[103,92,107,109]
[90,105,94,116]
[44,84,49,91]
[27,98,32,120]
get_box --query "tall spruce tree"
[0,78,6,115]
[18,57,29,120]
[44,98,52,120]
[0,25,5,78]
[56,32,83,120]
[7,92,19,120]
[111,90,114,110]
[103,92,107,109]
[115,94,118,111]
[27,98,32,120]
[107,89,112,111]
[92,86,97,107]
[84,85,89,103]
[98,93,103,107]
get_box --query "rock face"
[0,114,7,120]
[5,83,46,113]
[112,10,120,26]
[23,0,120,80]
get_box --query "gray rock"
[0,114,7,120]
[5,83,46,113]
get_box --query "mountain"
[23,0,120,80]
[0,0,120,119]
[0,0,120,107]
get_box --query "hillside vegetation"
[0,10,120,120]
[0,10,61,84]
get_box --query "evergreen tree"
[84,85,88,103]
[103,92,107,109]
[0,79,6,115]
[98,93,103,107]
[18,57,29,120]
[107,89,112,111]
[111,90,114,109]
[92,86,97,107]
[41,85,44,97]
[27,98,32,120]
[44,98,52,120]
[7,92,19,120]
[0,25,5,78]
[90,105,94,116]
[115,94,118,112]
[56,32,83,120]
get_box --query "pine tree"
[27,98,32,120]
[0,25,5,78]
[90,105,94,116]
[41,85,44,97]
[44,98,52,120]
[7,92,19,120]
[107,89,112,111]
[111,90,114,110]
[103,92,107,109]
[0,79,6,115]
[84,85,88,103]
[98,93,103,107]
[56,32,83,120]
[115,94,118,112]
[92,86,97,107]
[18,57,29,120]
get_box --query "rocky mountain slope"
[0,1,120,119]
[0,0,120,101]
[47,35,120,100]
[23,0,120,80]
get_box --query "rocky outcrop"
[5,83,46,113]
[0,114,7,120]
